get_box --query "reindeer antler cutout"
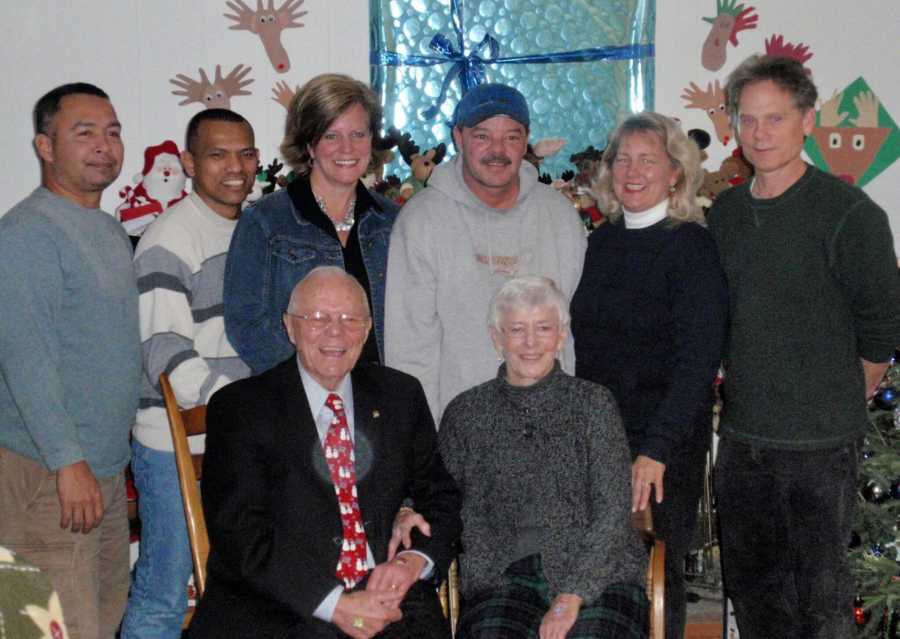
[224,0,307,73]
[850,91,880,128]
[272,80,299,109]
[818,91,849,128]
[681,80,734,146]
[170,64,254,109]
[765,34,812,66]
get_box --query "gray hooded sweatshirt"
[385,155,587,422]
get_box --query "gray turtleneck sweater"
[438,362,645,604]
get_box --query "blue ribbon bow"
[371,0,655,120]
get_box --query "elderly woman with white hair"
[438,276,647,639]
[570,112,728,639]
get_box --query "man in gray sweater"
[0,83,141,639]
[709,56,900,637]
[385,83,586,421]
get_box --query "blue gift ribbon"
[370,0,654,120]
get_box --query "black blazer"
[189,358,462,638]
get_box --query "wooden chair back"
[632,508,666,639]
[159,373,210,597]
[438,559,460,637]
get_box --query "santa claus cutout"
[118,140,188,236]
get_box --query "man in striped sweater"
[120,109,259,639]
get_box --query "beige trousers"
[0,447,130,639]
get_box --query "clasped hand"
[333,554,424,639]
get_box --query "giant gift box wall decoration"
[371,0,656,178]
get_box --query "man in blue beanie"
[385,83,586,422]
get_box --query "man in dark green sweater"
[708,55,900,638]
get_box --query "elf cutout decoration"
[117,140,188,236]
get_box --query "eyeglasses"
[499,323,560,342]
[286,311,370,333]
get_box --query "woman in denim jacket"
[224,74,399,374]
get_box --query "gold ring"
[352,616,365,629]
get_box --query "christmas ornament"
[874,387,898,410]
[862,438,875,460]
[864,480,887,503]
[854,594,869,626]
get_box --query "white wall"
[2,1,899,246]
[0,0,370,215]
[656,0,900,245]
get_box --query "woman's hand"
[540,593,582,639]
[632,455,665,512]
[387,506,431,560]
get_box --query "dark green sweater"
[708,165,900,449]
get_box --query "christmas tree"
[853,355,900,637]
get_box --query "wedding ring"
[352,616,365,629]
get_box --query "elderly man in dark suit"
[189,266,462,639]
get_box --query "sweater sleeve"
[223,210,291,374]
[134,234,231,407]
[0,225,83,470]
[385,206,443,420]
[555,198,588,374]
[556,385,643,602]
[437,397,504,587]
[639,226,729,465]
[830,197,900,363]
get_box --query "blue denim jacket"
[223,184,398,374]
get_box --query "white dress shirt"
[297,362,433,621]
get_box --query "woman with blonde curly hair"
[224,74,398,374]
[570,112,729,639]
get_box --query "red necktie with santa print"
[324,393,369,589]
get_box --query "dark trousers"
[649,444,707,639]
[715,437,858,639]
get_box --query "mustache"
[480,154,511,166]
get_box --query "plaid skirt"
[458,554,648,639]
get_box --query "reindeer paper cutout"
[805,78,900,188]
[701,0,758,71]
[224,0,308,73]
[681,81,734,146]
[764,34,812,68]
[170,65,253,109]
[811,90,890,186]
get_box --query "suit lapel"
[275,359,338,504]
[351,367,384,522]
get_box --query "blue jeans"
[120,441,192,639]
[715,437,858,639]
